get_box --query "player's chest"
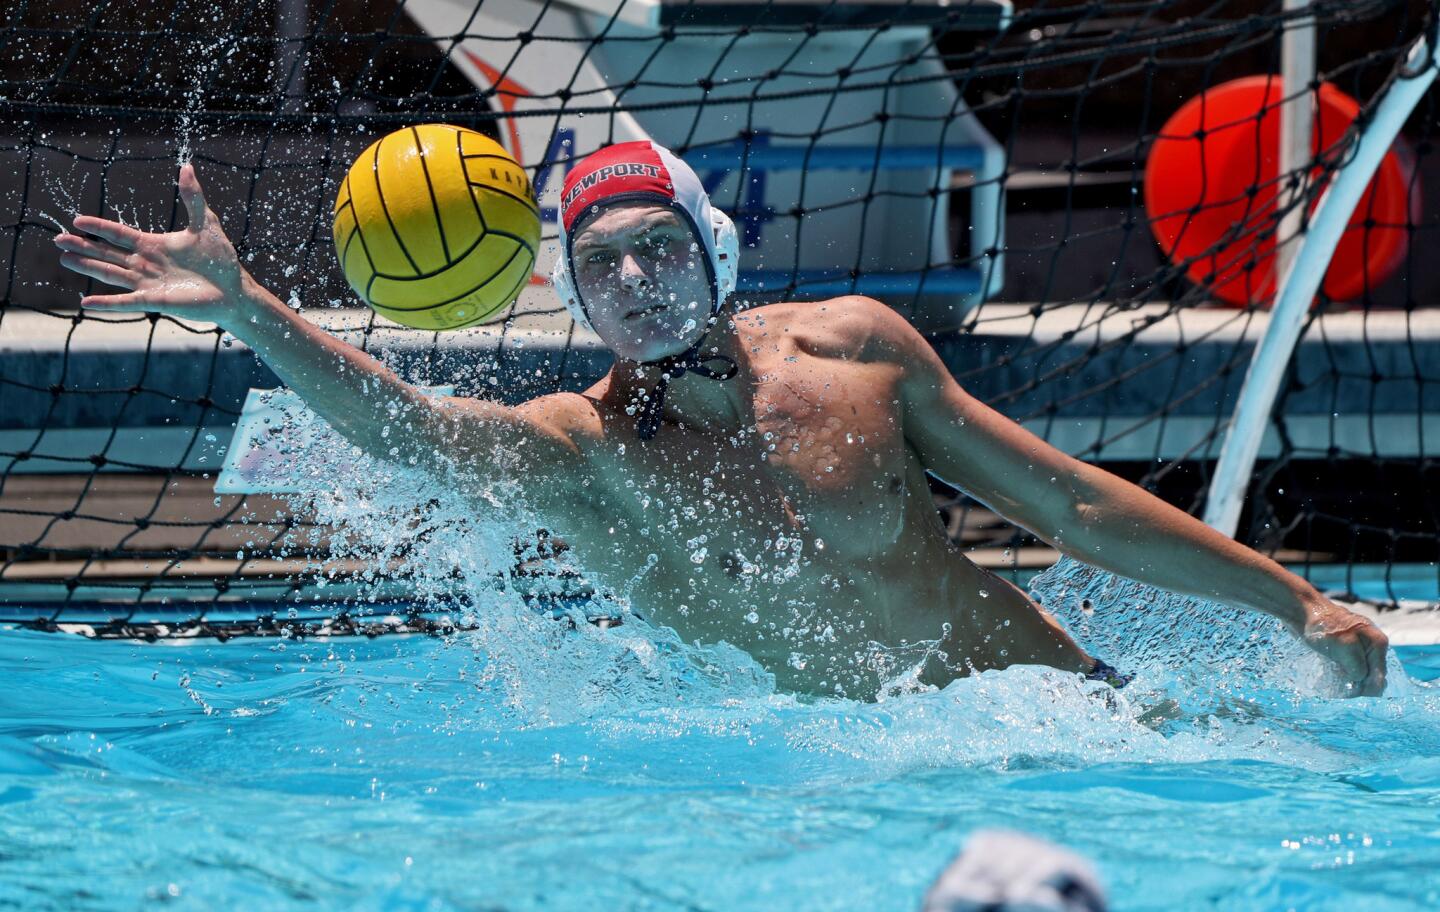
[589,360,914,551]
[746,360,909,501]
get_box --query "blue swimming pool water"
[3,557,1440,911]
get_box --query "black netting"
[2,0,1437,626]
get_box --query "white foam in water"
[264,424,780,725]
[1028,557,1414,702]
[259,420,1430,782]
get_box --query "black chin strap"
[633,328,738,440]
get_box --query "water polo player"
[54,144,1389,697]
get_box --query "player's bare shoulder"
[735,295,914,364]
[512,391,607,453]
[436,391,605,475]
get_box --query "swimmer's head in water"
[553,141,738,364]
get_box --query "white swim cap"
[550,140,739,335]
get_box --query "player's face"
[570,203,713,363]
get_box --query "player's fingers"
[79,291,150,311]
[72,214,140,251]
[1332,635,1385,697]
[179,163,208,232]
[58,252,139,288]
[53,231,132,268]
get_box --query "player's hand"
[1300,599,1388,696]
[54,163,249,325]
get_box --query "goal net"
[1,0,1436,628]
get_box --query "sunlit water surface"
[3,467,1439,910]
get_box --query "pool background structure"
[3,559,1440,912]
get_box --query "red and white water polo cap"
[551,140,739,333]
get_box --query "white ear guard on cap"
[709,206,739,304]
[553,207,739,336]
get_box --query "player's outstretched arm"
[845,297,1388,697]
[54,164,588,506]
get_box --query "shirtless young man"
[54,141,1389,698]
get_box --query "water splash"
[257,426,779,726]
[244,429,1440,786]
[1028,556,1412,703]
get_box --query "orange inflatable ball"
[333,124,541,330]
[1144,76,1418,307]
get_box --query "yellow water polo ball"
[332,124,541,330]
